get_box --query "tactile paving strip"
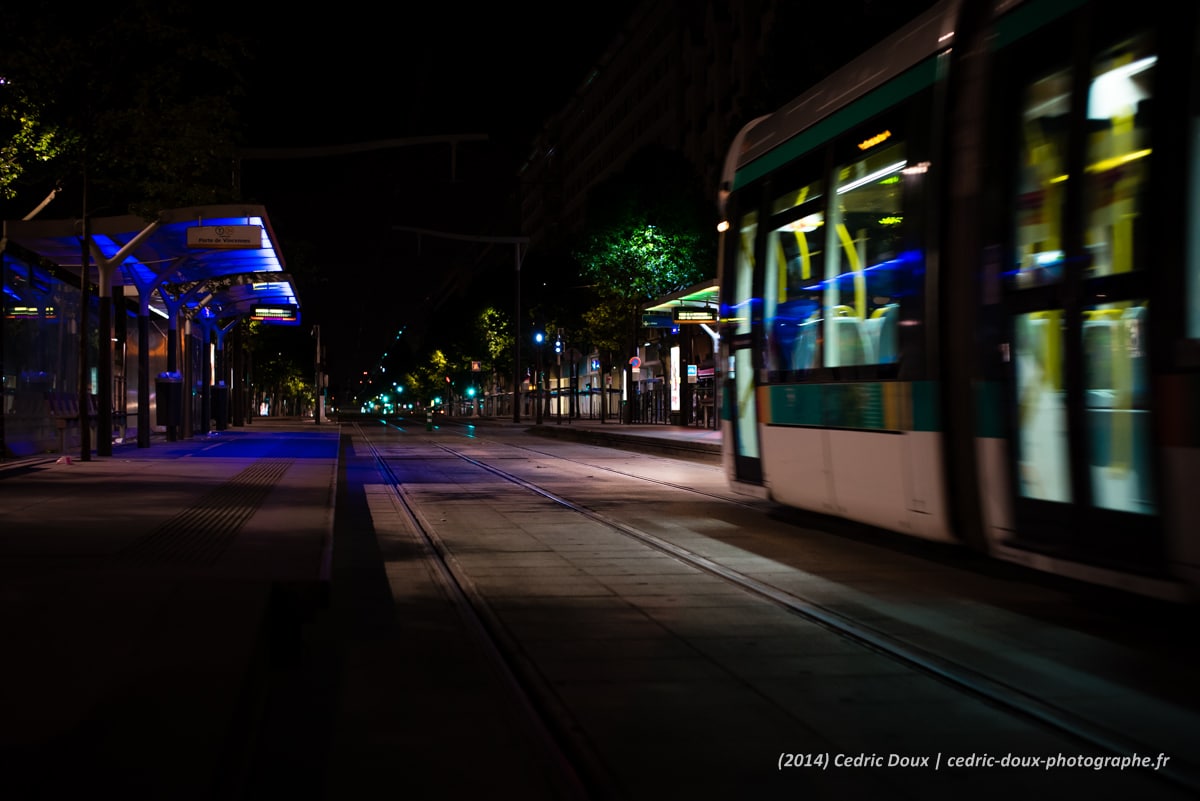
[119,460,293,564]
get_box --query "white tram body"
[716,0,1200,600]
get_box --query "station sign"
[186,225,262,249]
[251,305,300,325]
[641,311,674,328]
[5,304,55,320]
[673,307,718,323]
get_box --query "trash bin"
[212,381,229,430]
[155,371,182,427]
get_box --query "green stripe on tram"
[993,0,1088,50]
[733,58,940,191]
[766,382,939,432]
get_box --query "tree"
[474,304,513,398]
[403,349,452,408]
[572,145,715,419]
[0,80,71,205]
[249,323,313,417]
[1,0,249,220]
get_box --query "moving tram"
[716,0,1200,600]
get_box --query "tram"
[715,0,1200,600]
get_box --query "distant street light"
[533,328,545,425]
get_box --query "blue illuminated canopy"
[2,203,298,321]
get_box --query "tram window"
[823,141,908,369]
[729,209,762,462]
[1084,34,1154,279]
[765,203,826,374]
[1080,34,1156,514]
[733,210,758,340]
[764,141,914,377]
[1015,309,1072,503]
[1083,302,1155,514]
[771,176,824,216]
[764,166,827,376]
[1014,67,1072,288]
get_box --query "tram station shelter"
[1,204,299,458]
[632,279,721,427]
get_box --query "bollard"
[426,409,433,431]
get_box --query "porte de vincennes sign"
[186,225,263,249]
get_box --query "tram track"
[360,427,618,800]
[435,437,1200,794]
[355,421,1200,800]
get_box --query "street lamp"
[554,330,563,424]
[312,324,324,424]
[533,329,545,425]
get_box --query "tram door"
[724,210,762,484]
[1004,29,1160,566]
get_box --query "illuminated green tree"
[578,223,707,303]
[0,80,71,204]
[476,306,513,368]
[404,349,453,407]
[572,145,714,417]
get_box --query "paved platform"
[0,419,340,800]
[0,415,716,800]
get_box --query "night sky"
[242,6,637,151]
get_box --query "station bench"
[45,391,98,453]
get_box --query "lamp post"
[554,329,563,424]
[79,212,92,461]
[312,323,323,424]
[533,329,544,425]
